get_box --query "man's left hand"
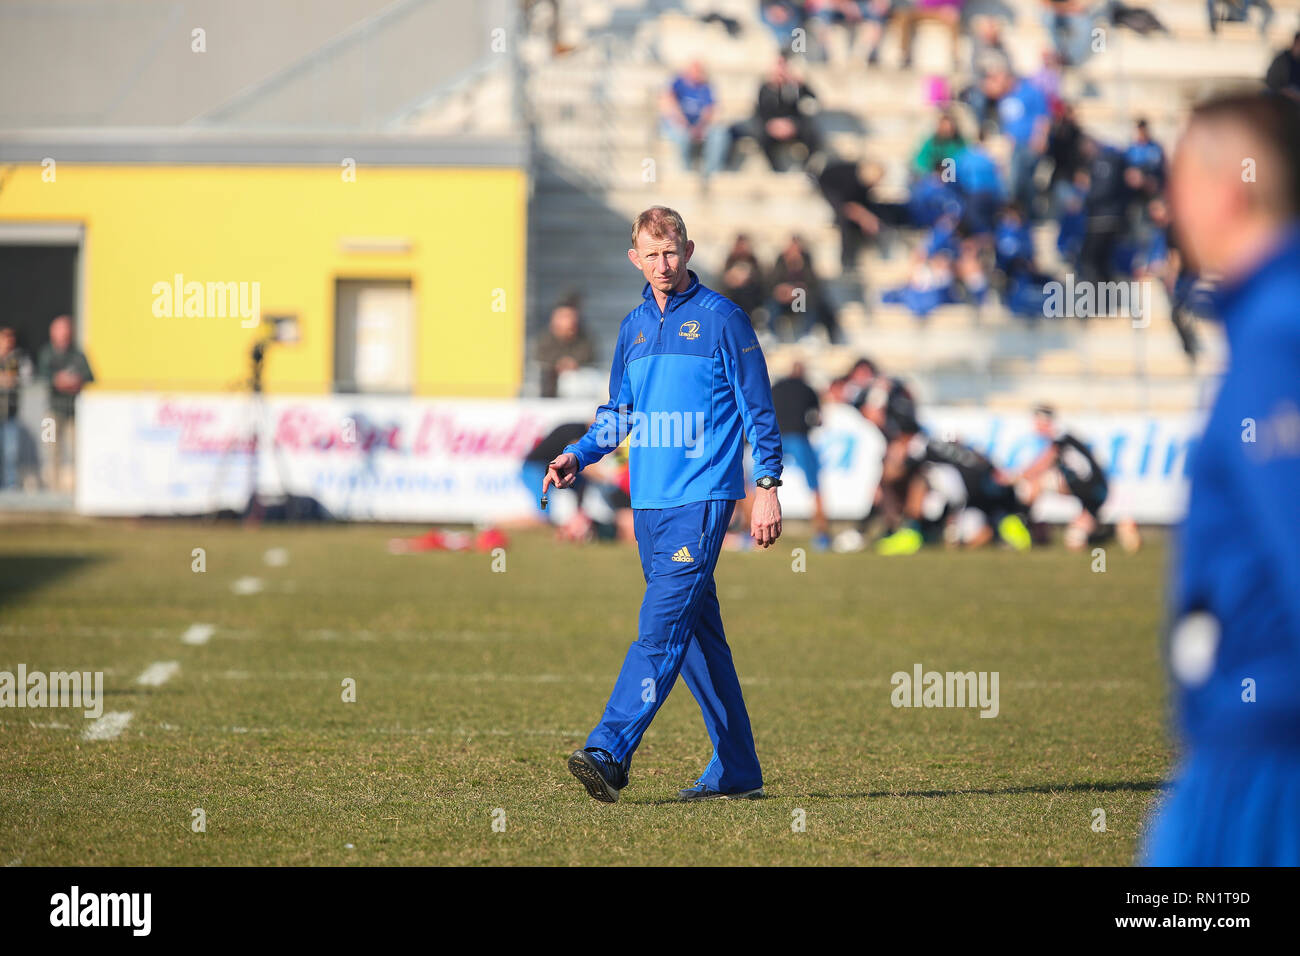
[751,487,782,548]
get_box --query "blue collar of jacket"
[641,270,702,315]
[1208,222,1300,327]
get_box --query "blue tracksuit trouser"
[585,498,763,792]
[1142,746,1300,865]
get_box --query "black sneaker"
[567,748,627,803]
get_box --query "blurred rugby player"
[1016,404,1111,551]
[876,433,1030,554]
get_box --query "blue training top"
[1172,224,1300,751]
[564,270,782,509]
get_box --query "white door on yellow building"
[334,279,413,394]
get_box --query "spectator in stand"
[1122,120,1167,267]
[749,55,823,171]
[0,327,30,490]
[1134,197,1203,360]
[535,299,596,397]
[993,202,1035,276]
[659,60,731,183]
[36,315,93,493]
[912,111,965,179]
[1078,135,1131,288]
[953,126,1005,235]
[908,156,964,228]
[1207,0,1273,38]
[759,0,806,51]
[1132,196,1171,280]
[955,233,991,308]
[813,154,910,272]
[767,235,842,343]
[806,0,850,62]
[720,234,768,326]
[1041,0,1097,67]
[772,361,832,549]
[1029,49,1065,112]
[857,0,896,66]
[1125,118,1167,197]
[985,64,1051,217]
[882,232,958,318]
[1265,31,1300,99]
[805,1,895,64]
[961,15,1011,128]
[897,0,964,72]
[995,203,1056,316]
[1046,100,1085,198]
[1055,166,1090,271]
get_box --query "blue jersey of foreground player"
[1144,225,1300,866]
[1172,224,1300,749]
[563,270,782,506]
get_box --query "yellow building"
[0,135,527,397]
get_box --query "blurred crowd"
[534,2,1300,398]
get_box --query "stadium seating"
[464,0,1299,411]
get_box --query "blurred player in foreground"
[544,206,783,803]
[1142,92,1300,865]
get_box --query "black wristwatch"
[755,476,782,490]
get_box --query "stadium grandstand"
[507,0,1297,413]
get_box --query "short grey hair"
[631,206,688,247]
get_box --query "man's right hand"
[543,452,580,494]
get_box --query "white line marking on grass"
[5,833,36,867]
[171,724,586,738]
[0,624,174,640]
[302,629,515,643]
[263,547,289,567]
[181,623,215,646]
[202,670,602,682]
[83,711,133,741]
[369,727,589,738]
[136,661,181,687]
[231,576,264,595]
[422,672,603,683]
[453,727,590,738]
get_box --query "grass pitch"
[1,519,1172,865]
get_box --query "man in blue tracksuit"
[543,206,783,803]
[1142,92,1300,865]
